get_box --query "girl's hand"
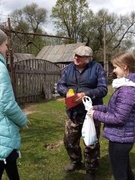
[87,109,95,118]
[24,120,31,129]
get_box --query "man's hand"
[75,92,85,103]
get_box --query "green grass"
[2,87,135,179]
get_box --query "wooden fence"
[13,59,61,104]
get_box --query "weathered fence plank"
[14,59,61,104]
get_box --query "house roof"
[36,43,85,63]
[14,53,35,62]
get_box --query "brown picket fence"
[13,59,61,104]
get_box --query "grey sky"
[0,0,135,34]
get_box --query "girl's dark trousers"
[109,141,134,180]
[0,150,20,180]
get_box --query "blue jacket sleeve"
[57,66,69,97]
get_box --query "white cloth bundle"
[81,96,97,146]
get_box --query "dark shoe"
[64,162,82,172]
[84,173,95,180]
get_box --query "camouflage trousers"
[64,118,101,174]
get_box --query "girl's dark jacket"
[93,73,135,143]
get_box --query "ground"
[22,103,37,115]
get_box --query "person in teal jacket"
[0,29,27,180]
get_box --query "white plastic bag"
[81,96,97,146]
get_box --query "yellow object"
[67,88,75,97]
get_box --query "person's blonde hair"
[111,52,135,73]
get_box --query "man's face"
[74,54,90,68]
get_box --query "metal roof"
[36,43,85,63]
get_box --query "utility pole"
[103,14,108,76]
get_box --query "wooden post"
[7,18,16,96]
[103,15,108,76]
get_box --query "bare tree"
[10,3,47,54]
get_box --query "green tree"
[80,9,135,58]
[51,1,135,65]
[51,0,89,42]
[77,9,135,75]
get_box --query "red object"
[65,95,80,109]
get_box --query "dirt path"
[22,98,65,115]
[22,104,37,115]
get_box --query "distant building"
[36,43,85,69]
